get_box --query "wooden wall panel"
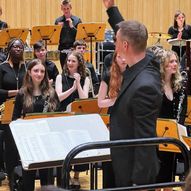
[0,0,190,49]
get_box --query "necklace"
[11,66,20,90]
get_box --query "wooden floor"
[0,170,102,191]
[0,170,184,191]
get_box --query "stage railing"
[61,137,190,190]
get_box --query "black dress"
[58,74,85,111]
[0,62,27,104]
[12,92,59,191]
[157,90,187,183]
[168,25,191,58]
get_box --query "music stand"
[76,23,106,63]
[66,98,108,114]
[30,25,62,48]
[157,118,180,153]
[0,28,29,48]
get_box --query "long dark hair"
[62,51,86,79]
[20,59,58,113]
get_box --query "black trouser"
[22,168,54,191]
[59,52,67,69]
[0,124,5,171]
[4,124,20,190]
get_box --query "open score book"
[10,114,110,170]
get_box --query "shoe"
[0,170,5,181]
[70,178,81,190]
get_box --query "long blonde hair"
[160,50,182,92]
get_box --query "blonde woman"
[156,50,187,191]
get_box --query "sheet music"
[10,114,110,170]
[177,123,190,150]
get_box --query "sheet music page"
[65,129,98,158]
[177,123,190,150]
[10,114,110,170]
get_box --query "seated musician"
[12,59,60,191]
[155,50,187,191]
[73,40,100,96]
[55,51,90,112]
[55,51,90,188]
[33,40,59,85]
[0,38,27,190]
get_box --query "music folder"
[9,114,110,170]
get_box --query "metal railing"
[61,137,190,190]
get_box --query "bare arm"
[75,74,90,99]
[55,74,76,102]
[98,81,116,108]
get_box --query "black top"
[159,90,187,125]
[59,74,85,111]
[12,92,59,120]
[85,61,98,84]
[168,25,191,57]
[55,15,82,50]
[45,60,59,82]
[0,62,27,104]
[0,20,8,29]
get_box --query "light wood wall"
[0,0,191,49]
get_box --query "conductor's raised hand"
[103,0,115,9]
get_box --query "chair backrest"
[1,99,15,124]
[157,118,188,153]
[185,95,191,125]
[66,98,108,114]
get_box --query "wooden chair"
[157,118,189,153]
[1,99,15,124]
[185,95,191,125]
[66,98,108,114]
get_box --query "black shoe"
[0,170,5,181]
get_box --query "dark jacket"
[110,54,162,186]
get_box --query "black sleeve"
[12,93,24,120]
[107,6,124,33]
[0,65,8,103]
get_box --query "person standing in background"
[0,6,8,63]
[168,10,191,59]
[55,0,82,69]
[0,6,8,29]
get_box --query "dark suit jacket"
[110,54,162,187]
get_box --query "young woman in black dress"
[12,59,59,191]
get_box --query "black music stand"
[30,25,62,49]
[76,23,106,63]
[0,28,29,48]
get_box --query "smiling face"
[29,63,45,85]
[67,54,78,74]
